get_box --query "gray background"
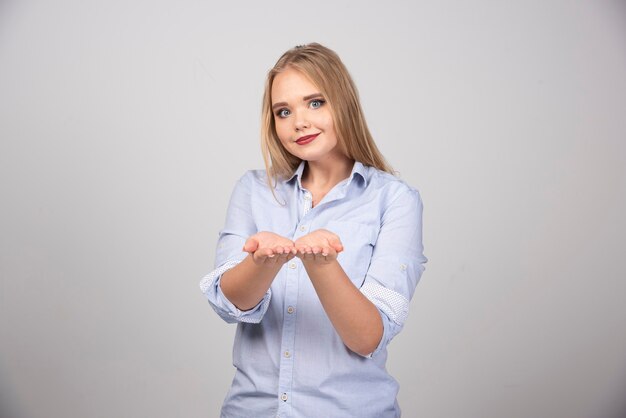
[1,1,625,417]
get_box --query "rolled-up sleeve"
[199,172,271,324]
[360,187,427,357]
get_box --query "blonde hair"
[260,43,393,186]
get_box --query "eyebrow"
[272,93,324,110]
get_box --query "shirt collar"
[286,160,368,189]
[286,161,307,189]
[349,160,368,187]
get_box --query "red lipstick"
[295,133,319,145]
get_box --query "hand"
[243,231,296,266]
[294,229,344,265]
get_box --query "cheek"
[322,117,337,141]
[274,121,290,145]
[319,111,335,134]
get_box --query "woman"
[200,43,426,418]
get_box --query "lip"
[295,133,320,145]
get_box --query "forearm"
[220,255,282,311]
[303,260,383,356]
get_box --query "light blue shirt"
[200,161,427,418]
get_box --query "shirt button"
[400,263,407,271]
[284,350,290,358]
[281,393,288,402]
[287,306,295,314]
[288,262,296,269]
[299,225,306,232]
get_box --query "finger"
[252,249,269,263]
[322,247,337,259]
[285,246,298,260]
[328,237,343,252]
[317,252,329,262]
[299,246,310,259]
[277,251,290,261]
[243,237,259,253]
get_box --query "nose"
[294,110,310,131]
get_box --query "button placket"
[277,248,298,414]
[303,190,312,216]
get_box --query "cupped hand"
[243,231,297,266]
[294,229,344,264]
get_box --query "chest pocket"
[326,220,377,288]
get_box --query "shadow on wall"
[0,378,23,418]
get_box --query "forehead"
[271,68,320,101]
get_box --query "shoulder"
[233,169,292,203]
[235,169,285,193]
[364,166,422,207]
[234,170,267,185]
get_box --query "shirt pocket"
[326,220,376,288]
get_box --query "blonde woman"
[200,43,427,418]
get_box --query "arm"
[359,188,427,356]
[220,232,296,311]
[295,231,382,356]
[304,258,383,356]
[200,173,294,323]
[295,188,427,357]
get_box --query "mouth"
[295,133,320,145]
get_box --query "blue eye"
[310,99,325,109]
[276,109,290,118]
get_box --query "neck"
[302,153,354,192]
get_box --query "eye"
[276,108,291,118]
[309,99,325,109]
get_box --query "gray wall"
[1,1,625,417]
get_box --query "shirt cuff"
[200,257,272,324]
[361,281,409,326]
[359,281,410,358]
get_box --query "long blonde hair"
[261,43,393,187]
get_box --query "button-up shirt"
[200,161,427,418]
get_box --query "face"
[271,68,343,163]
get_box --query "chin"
[295,152,327,162]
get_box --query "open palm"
[243,231,296,266]
[294,229,344,264]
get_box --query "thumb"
[328,236,344,253]
[243,237,259,253]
